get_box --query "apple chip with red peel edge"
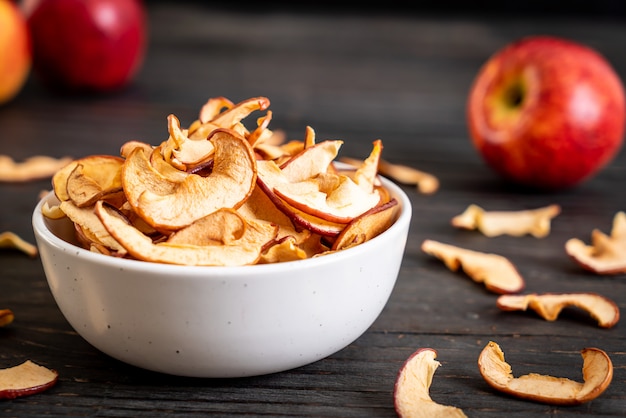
[496,292,620,328]
[53,156,122,205]
[452,204,561,238]
[197,96,234,124]
[124,128,256,230]
[272,174,381,224]
[0,360,58,400]
[421,239,525,294]
[0,309,14,327]
[120,140,153,159]
[393,348,467,418]
[59,200,127,255]
[65,157,124,208]
[255,162,346,237]
[478,341,613,406]
[332,198,398,251]
[96,202,278,266]
[247,110,274,148]
[238,184,311,244]
[565,211,626,274]
[161,114,215,171]
[190,96,270,140]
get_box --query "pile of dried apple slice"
[44,96,400,266]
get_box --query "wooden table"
[2,3,625,416]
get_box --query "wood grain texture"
[1,3,625,416]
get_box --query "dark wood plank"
[1,3,625,416]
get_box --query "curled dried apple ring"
[478,341,613,406]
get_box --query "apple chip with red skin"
[65,156,124,208]
[394,348,467,418]
[0,360,58,400]
[331,198,399,251]
[123,128,257,231]
[257,140,382,225]
[96,202,278,266]
[51,155,122,204]
[478,341,613,406]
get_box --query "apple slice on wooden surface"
[0,360,58,400]
[394,348,467,418]
[478,341,613,405]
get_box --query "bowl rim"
[32,175,412,275]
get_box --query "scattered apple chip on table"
[451,204,560,238]
[0,360,58,400]
[478,341,613,406]
[565,211,626,274]
[0,155,72,182]
[496,292,620,328]
[393,348,467,418]
[421,239,525,294]
[0,231,38,257]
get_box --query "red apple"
[0,0,31,105]
[467,36,626,190]
[26,0,147,93]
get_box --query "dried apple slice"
[0,360,58,400]
[394,348,467,418]
[65,156,124,207]
[0,309,14,327]
[259,236,308,264]
[166,207,247,246]
[452,204,561,238]
[421,239,525,294]
[120,140,153,159]
[197,96,234,124]
[0,155,73,182]
[496,292,620,328]
[59,200,127,254]
[258,158,381,224]
[238,184,311,243]
[124,128,256,230]
[189,96,270,140]
[565,211,626,274]
[161,114,216,170]
[273,174,381,224]
[279,139,343,182]
[331,198,398,251]
[478,341,613,405]
[0,231,38,257]
[96,202,278,266]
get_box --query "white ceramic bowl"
[32,176,411,378]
